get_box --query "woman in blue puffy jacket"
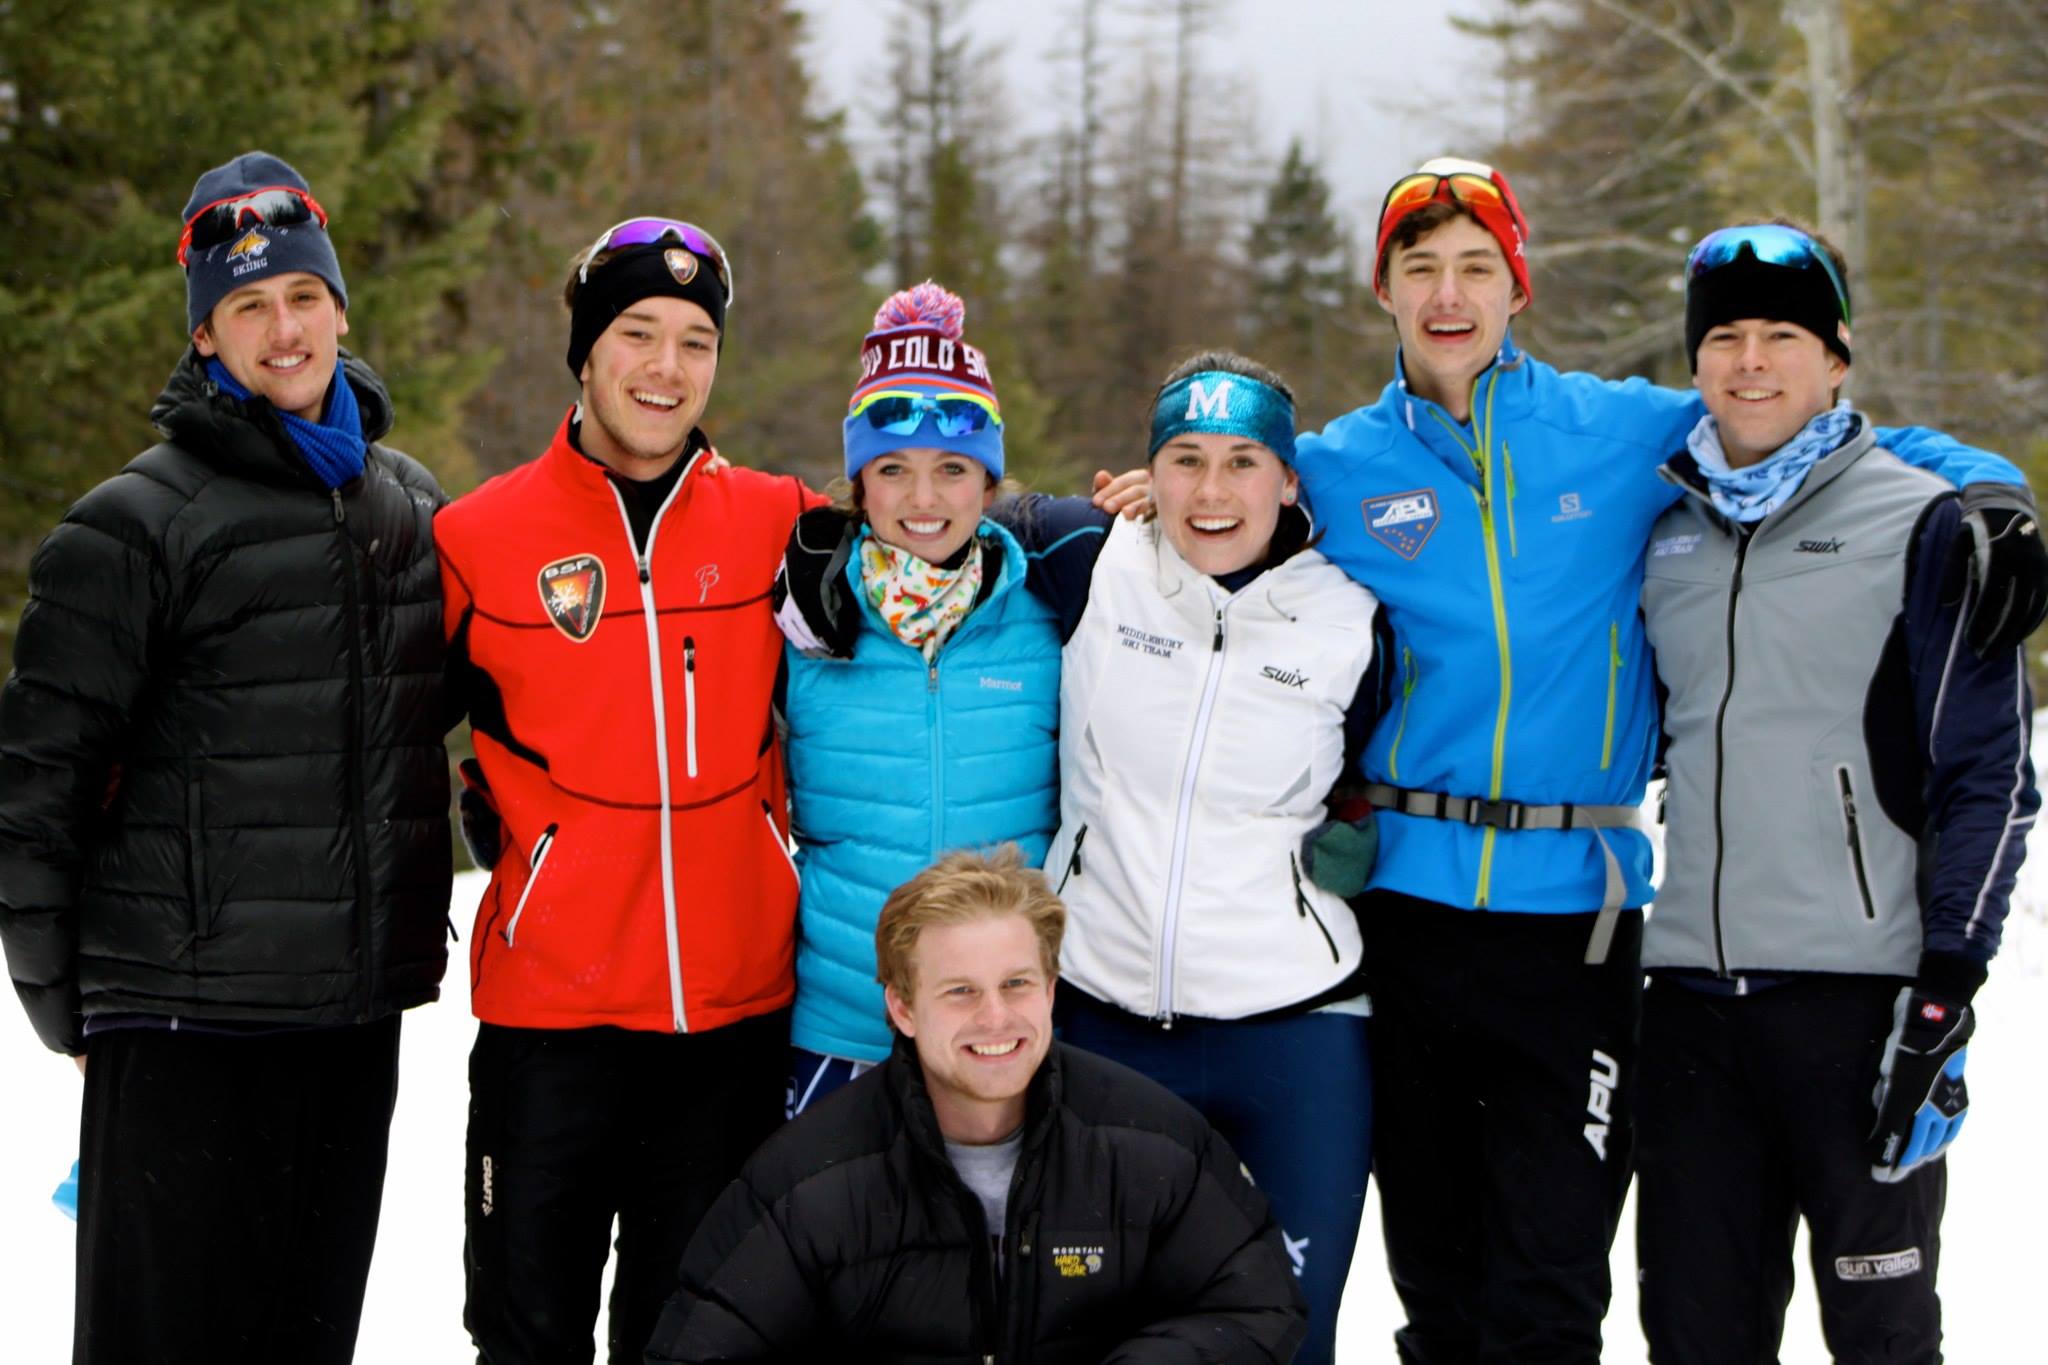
[775,283,1093,1115]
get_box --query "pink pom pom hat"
[844,280,1004,480]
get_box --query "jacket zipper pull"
[331,489,345,524]
[1212,608,1224,651]
[639,555,651,586]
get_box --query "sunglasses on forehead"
[850,389,1002,437]
[577,217,735,307]
[1373,163,1529,269]
[1685,224,1852,324]
[177,185,328,267]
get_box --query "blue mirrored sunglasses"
[854,392,1001,437]
[1686,224,1851,324]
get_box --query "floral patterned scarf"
[860,532,985,662]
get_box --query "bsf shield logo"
[1363,489,1441,560]
[664,248,699,286]
[538,554,606,642]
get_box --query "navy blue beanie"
[183,152,347,334]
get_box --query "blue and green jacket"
[784,517,1062,1061]
[1294,334,2026,914]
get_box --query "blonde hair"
[874,845,1066,1001]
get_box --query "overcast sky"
[793,0,1498,233]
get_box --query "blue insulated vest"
[1295,340,2024,915]
[784,519,1061,1061]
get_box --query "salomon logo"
[1796,538,1844,554]
[1584,1049,1620,1160]
[1260,665,1310,689]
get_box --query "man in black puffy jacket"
[644,846,1307,1364]
[0,150,452,1364]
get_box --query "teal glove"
[1300,815,1378,898]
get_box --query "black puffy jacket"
[645,1038,1307,1364]
[0,349,452,1054]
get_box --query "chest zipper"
[1388,647,1417,781]
[683,636,699,779]
[1601,620,1621,770]
[502,823,559,947]
[1835,765,1878,920]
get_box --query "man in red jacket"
[435,219,818,1364]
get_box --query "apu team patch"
[538,554,606,642]
[1362,489,1441,560]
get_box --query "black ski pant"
[1637,975,1946,1364]
[1360,891,1642,1365]
[74,1015,403,1365]
[463,1010,787,1365]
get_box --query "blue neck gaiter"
[207,357,367,489]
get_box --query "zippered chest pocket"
[1833,765,1877,920]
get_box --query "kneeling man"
[645,845,1308,1363]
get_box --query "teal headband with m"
[1149,370,1297,465]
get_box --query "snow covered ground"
[6,787,2046,1359]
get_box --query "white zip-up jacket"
[1047,516,1379,1020]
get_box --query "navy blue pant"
[1054,989,1372,1365]
[786,1045,877,1119]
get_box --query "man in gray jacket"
[1636,219,2036,1363]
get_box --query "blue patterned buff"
[1149,370,1296,464]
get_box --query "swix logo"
[1260,665,1310,689]
[1584,1049,1620,1160]
[1185,378,1234,421]
[695,563,721,603]
[1796,537,1845,555]
[1362,489,1441,560]
[480,1155,495,1216]
[1284,1231,1310,1280]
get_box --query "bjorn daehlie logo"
[538,554,607,641]
[1796,537,1845,554]
[1362,489,1441,560]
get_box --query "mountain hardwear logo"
[1051,1245,1106,1278]
[1363,489,1441,560]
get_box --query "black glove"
[1299,813,1378,898]
[457,757,502,872]
[771,507,860,660]
[1955,482,2048,657]
[1868,985,1973,1184]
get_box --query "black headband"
[1685,254,1851,373]
[565,243,727,380]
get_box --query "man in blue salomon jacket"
[1294,158,2044,1364]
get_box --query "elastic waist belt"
[1363,783,1639,964]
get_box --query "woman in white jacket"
[1043,351,1383,1364]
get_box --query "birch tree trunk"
[1788,0,1868,274]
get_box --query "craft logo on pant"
[1362,489,1440,560]
[480,1154,495,1216]
[1835,1248,1922,1281]
[1584,1048,1619,1160]
[538,554,606,641]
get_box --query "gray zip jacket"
[1641,417,2036,988]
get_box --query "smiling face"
[577,294,720,477]
[193,271,347,422]
[1693,317,1847,468]
[1375,214,1528,418]
[1150,430,1298,576]
[860,447,997,561]
[884,912,1055,1144]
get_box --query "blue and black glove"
[1955,483,2048,657]
[1868,984,1973,1184]
[771,507,861,660]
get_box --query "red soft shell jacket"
[436,412,820,1033]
